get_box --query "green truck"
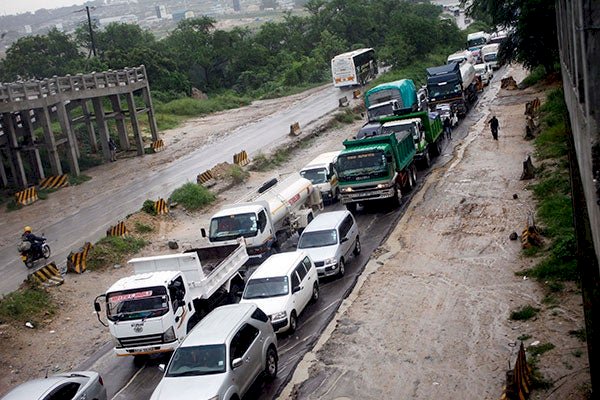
[378,111,443,168]
[336,130,417,212]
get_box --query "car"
[300,151,341,204]
[1,371,107,400]
[240,251,319,334]
[150,303,278,400]
[297,210,360,279]
[474,62,493,86]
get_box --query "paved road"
[0,85,354,296]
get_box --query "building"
[155,4,167,19]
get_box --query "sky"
[0,0,88,16]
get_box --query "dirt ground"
[279,66,591,399]
[0,65,591,400]
[0,85,359,396]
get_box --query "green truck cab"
[378,111,443,168]
[336,130,417,212]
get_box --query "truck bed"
[184,243,240,276]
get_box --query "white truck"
[204,173,323,263]
[93,239,248,360]
[481,43,500,70]
[300,151,341,204]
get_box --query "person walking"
[443,116,452,140]
[108,137,117,161]
[489,116,499,140]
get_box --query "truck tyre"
[337,258,346,278]
[289,311,298,333]
[422,151,431,168]
[133,355,147,367]
[390,185,402,207]
[411,166,418,186]
[345,203,357,213]
[264,346,278,380]
[353,236,361,256]
[311,283,319,303]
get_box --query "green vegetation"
[69,174,92,186]
[527,342,555,357]
[569,328,587,342]
[521,66,548,87]
[251,149,292,172]
[87,235,148,270]
[169,182,216,211]
[5,200,22,212]
[228,165,250,184]
[155,94,251,117]
[520,89,578,283]
[37,189,50,200]
[0,285,56,323]
[334,109,360,124]
[134,222,154,233]
[517,334,532,341]
[142,199,157,215]
[510,305,540,321]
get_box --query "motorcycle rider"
[22,226,45,257]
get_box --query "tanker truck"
[93,239,248,361]
[426,61,477,117]
[364,79,419,122]
[204,173,323,263]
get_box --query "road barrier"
[289,122,301,136]
[15,187,38,206]
[106,221,128,237]
[520,154,535,180]
[338,96,349,107]
[521,213,543,249]
[197,169,215,185]
[352,89,361,99]
[67,242,93,274]
[501,76,518,90]
[233,150,250,166]
[524,98,541,117]
[154,198,169,215]
[29,262,64,287]
[39,174,69,190]
[150,139,165,153]
[501,342,532,400]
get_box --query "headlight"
[163,326,176,342]
[341,187,353,193]
[324,257,337,266]
[271,311,287,321]
[376,182,392,189]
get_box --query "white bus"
[331,48,377,88]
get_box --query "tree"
[464,0,559,71]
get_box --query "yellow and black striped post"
[154,198,169,215]
[67,242,93,274]
[289,122,301,136]
[197,169,214,185]
[15,187,39,206]
[233,150,250,167]
[106,221,128,237]
[39,175,69,190]
[150,139,165,153]
[29,262,64,286]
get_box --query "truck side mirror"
[94,302,101,313]
[201,228,207,238]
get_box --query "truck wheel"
[337,258,346,278]
[411,166,418,187]
[311,283,319,303]
[264,346,278,380]
[423,151,431,168]
[345,203,357,213]
[390,185,402,207]
[288,311,298,333]
[353,236,361,256]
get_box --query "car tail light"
[99,375,104,386]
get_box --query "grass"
[228,165,250,184]
[521,66,547,87]
[134,222,154,233]
[6,200,22,212]
[519,89,578,284]
[569,328,587,342]
[155,93,252,117]
[334,109,361,124]
[86,235,148,270]
[528,342,555,357]
[510,305,540,321]
[517,334,532,341]
[142,199,157,215]
[0,285,56,324]
[251,149,292,172]
[169,182,216,211]
[69,174,92,186]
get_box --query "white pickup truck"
[94,239,248,361]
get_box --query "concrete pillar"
[92,97,112,162]
[56,102,80,176]
[141,86,159,141]
[81,100,98,153]
[126,92,145,156]
[0,149,8,187]
[109,94,130,150]
[38,107,63,176]
[23,110,45,180]
[3,113,28,188]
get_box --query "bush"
[134,222,154,233]
[169,182,215,211]
[142,199,157,215]
[6,200,21,212]
[521,66,547,87]
[0,286,56,323]
[69,174,92,186]
[87,235,148,270]
[155,93,251,117]
[510,305,540,321]
[228,165,250,184]
[334,109,357,124]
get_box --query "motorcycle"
[18,238,51,268]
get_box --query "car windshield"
[484,53,497,62]
[166,344,226,377]
[209,213,257,241]
[300,168,327,184]
[298,229,338,248]
[427,82,462,98]
[468,37,487,47]
[337,151,387,177]
[107,286,169,321]
[243,276,289,299]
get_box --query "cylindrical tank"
[257,174,313,225]
[460,62,476,88]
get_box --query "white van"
[297,210,360,279]
[240,251,319,334]
[300,151,341,203]
[481,44,500,69]
[446,50,475,66]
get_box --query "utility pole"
[86,6,97,57]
